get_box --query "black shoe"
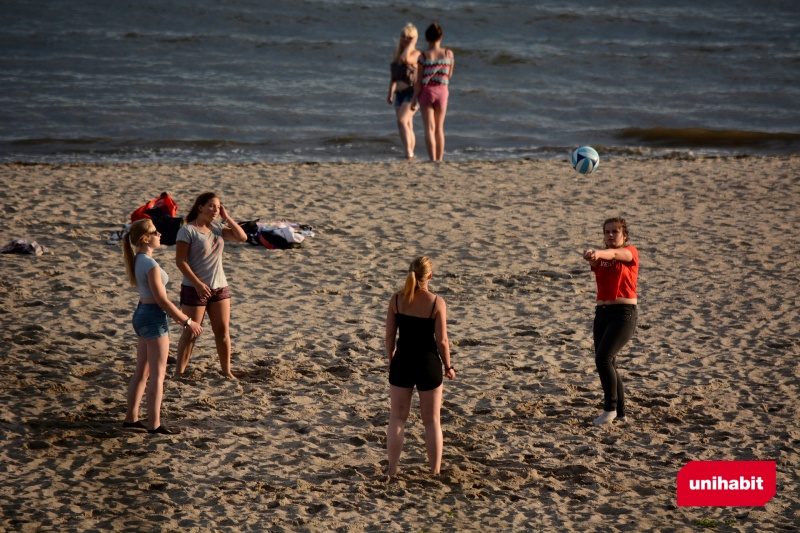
[148,424,180,435]
[123,421,147,429]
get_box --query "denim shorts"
[132,303,169,340]
[394,86,414,107]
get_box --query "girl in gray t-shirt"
[174,191,248,379]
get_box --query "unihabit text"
[689,476,765,491]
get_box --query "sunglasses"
[149,230,161,237]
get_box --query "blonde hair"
[123,219,155,287]
[392,23,418,64]
[400,256,432,304]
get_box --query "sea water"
[1,0,798,163]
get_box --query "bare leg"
[420,104,436,161]
[419,385,444,474]
[174,304,205,378]
[125,337,150,423]
[395,100,417,159]
[207,298,235,379]
[387,385,413,476]
[432,105,447,161]
[145,335,170,430]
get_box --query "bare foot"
[221,371,238,380]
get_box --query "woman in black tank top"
[385,256,455,476]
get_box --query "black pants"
[593,304,637,416]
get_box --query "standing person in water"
[411,23,454,162]
[174,192,247,380]
[123,219,203,435]
[387,23,421,160]
[385,256,455,476]
[582,217,639,426]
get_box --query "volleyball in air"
[571,146,600,174]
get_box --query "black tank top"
[395,294,438,355]
[390,61,417,86]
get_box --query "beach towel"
[244,221,313,250]
[1,239,46,255]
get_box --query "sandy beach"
[1,157,798,531]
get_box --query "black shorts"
[389,352,443,391]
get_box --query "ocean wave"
[9,138,258,149]
[617,127,800,149]
[0,135,785,165]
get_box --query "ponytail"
[399,256,433,304]
[123,219,154,287]
[400,270,417,304]
[123,231,136,286]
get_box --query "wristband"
[183,317,192,328]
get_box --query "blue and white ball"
[571,146,600,174]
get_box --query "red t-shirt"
[591,245,639,300]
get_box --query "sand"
[1,157,798,531]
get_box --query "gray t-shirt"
[176,222,227,289]
[135,254,169,299]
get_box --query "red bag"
[130,192,179,221]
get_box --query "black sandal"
[148,425,180,435]
[122,421,147,429]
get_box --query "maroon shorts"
[180,284,231,307]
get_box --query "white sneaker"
[107,230,123,245]
[593,411,617,426]
[616,416,628,423]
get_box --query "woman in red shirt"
[583,217,639,426]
